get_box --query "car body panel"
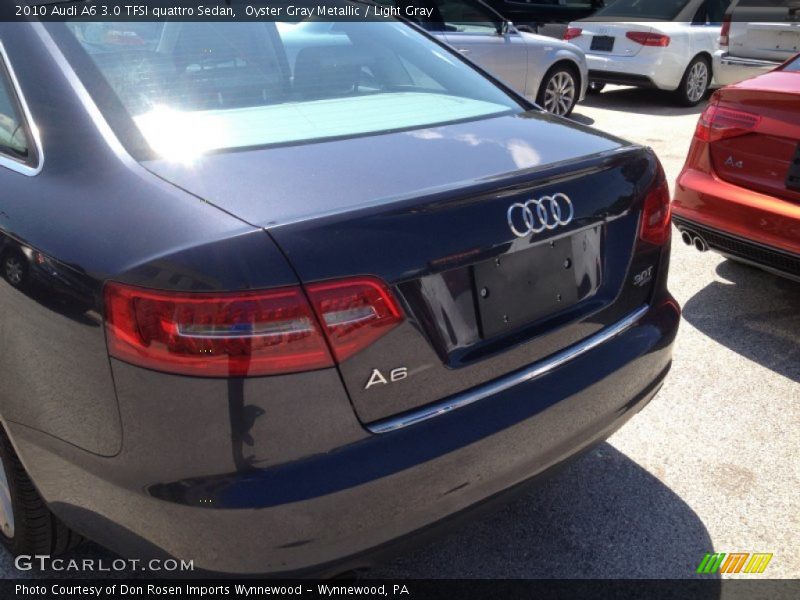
[142,112,624,229]
[266,149,659,423]
[728,3,800,63]
[673,60,800,279]
[740,22,800,63]
[713,52,784,88]
[0,22,300,457]
[674,172,800,258]
[714,0,800,86]
[0,15,678,574]
[143,118,660,423]
[441,28,530,93]
[8,297,678,574]
[515,31,590,102]
[707,73,800,204]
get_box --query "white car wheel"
[677,57,711,107]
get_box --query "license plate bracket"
[590,35,615,52]
[776,30,800,52]
[474,227,603,339]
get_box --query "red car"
[672,53,800,282]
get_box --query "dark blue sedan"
[0,10,678,575]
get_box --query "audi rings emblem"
[507,193,574,238]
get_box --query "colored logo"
[696,553,773,574]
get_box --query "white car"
[566,0,733,105]
[714,0,800,87]
[388,0,590,116]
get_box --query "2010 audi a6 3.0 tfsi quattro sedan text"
[0,9,679,575]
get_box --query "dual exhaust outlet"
[680,229,709,253]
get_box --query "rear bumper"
[586,50,684,91]
[9,299,679,575]
[674,168,800,280]
[713,51,780,88]
[673,216,800,281]
[674,168,800,252]
[589,70,658,89]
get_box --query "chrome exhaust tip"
[694,236,709,252]
[681,230,694,246]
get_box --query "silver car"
[391,0,589,116]
[715,0,800,86]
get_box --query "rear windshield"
[593,0,691,20]
[52,15,521,161]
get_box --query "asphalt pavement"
[3,86,798,580]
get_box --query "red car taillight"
[639,162,671,246]
[306,278,403,363]
[626,31,671,47]
[104,277,403,377]
[564,27,583,41]
[719,14,731,49]
[694,100,762,143]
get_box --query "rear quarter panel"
[525,36,589,100]
[0,23,298,457]
[649,22,721,88]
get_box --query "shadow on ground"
[569,112,595,126]
[582,87,709,117]
[371,443,715,578]
[682,259,800,383]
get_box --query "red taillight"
[626,31,671,47]
[639,162,671,246]
[306,278,403,363]
[564,27,583,41]
[694,100,762,143]
[104,277,403,377]
[720,14,731,48]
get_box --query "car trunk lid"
[143,111,660,425]
[709,78,800,203]
[568,22,654,57]
[743,23,800,62]
[728,2,800,63]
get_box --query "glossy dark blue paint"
[149,300,678,510]
[0,19,678,575]
[142,112,628,228]
[10,298,678,575]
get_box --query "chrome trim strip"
[367,305,649,434]
[719,55,781,69]
[0,40,44,176]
